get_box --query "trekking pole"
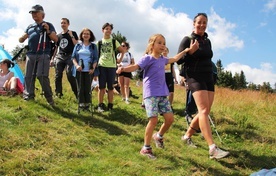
[30,31,43,96]
[40,30,47,96]
[208,115,223,143]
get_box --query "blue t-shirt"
[138,55,169,99]
[78,45,91,72]
[25,21,56,54]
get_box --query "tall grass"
[0,63,275,175]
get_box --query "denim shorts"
[144,96,172,117]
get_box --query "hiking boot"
[181,136,197,148]
[140,147,156,160]
[107,103,113,111]
[152,133,164,148]
[209,147,230,159]
[97,103,105,112]
[46,97,54,106]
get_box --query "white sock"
[157,133,163,138]
[183,135,190,140]
[209,144,216,150]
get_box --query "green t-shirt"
[97,38,120,68]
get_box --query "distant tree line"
[216,59,274,93]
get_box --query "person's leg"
[66,59,78,99]
[7,77,17,90]
[84,73,92,104]
[124,76,130,101]
[118,75,125,99]
[37,54,53,104]
[185,90,213,144]
[106,68,116,109]
[23,55,36,99]
[54,58,65,97]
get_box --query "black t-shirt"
[177,32,213,81]
[57,31,78,54]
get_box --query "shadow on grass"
[39,103,129,136]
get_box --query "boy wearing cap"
[19,4,58,106]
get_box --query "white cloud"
[263,0,276,12]
[0,0,243,56]
[225,62,276,85]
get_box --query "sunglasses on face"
[121,45,126,47]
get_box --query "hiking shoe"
[107,103,113,111]
[152,133,164,148]
[181,136,197,148]
[209,147,230,159]
[97,103,105,112]
[140,147,156,160]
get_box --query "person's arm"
[19,33,28,43]
[117,64,139,74]
[42,22,58,42]
[68,30,78,45]
[168,39,199,64]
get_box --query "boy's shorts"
[144,96,172,117]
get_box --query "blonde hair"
[144,34,165,55]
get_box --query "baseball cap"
[29,4,44,13]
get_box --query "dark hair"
[102,22,113,30]
[193,13,208,22]
[0,59,15,68]
[61,18,70,24]
[121,41,130,49]
[79,28,96,42]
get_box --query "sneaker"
[152,133,164,148]
[181,136,197,148]
[97,103,105,112]
[125,100,130,104]
[140,147,156,160]
[107,103,113,111]
[209,147,230,159]
[79,103,85,108]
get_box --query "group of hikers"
[1,4,230,160]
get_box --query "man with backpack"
[50,18,78,99]
[96,23,125,112]
[19,4,57,106]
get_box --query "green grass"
[0,72,275,175]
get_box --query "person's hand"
[188,39,199,54]
[116,67,123,74]
[76,65,82,72]
[42,22,50,33]
[50,59,55,67]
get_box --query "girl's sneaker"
[152,133,164,148]
[140,147,156,160]
[209,147,230,159]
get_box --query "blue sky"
[0,0,275,86]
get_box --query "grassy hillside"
[0,64,275,176]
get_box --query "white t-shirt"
[117,52,134,67]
